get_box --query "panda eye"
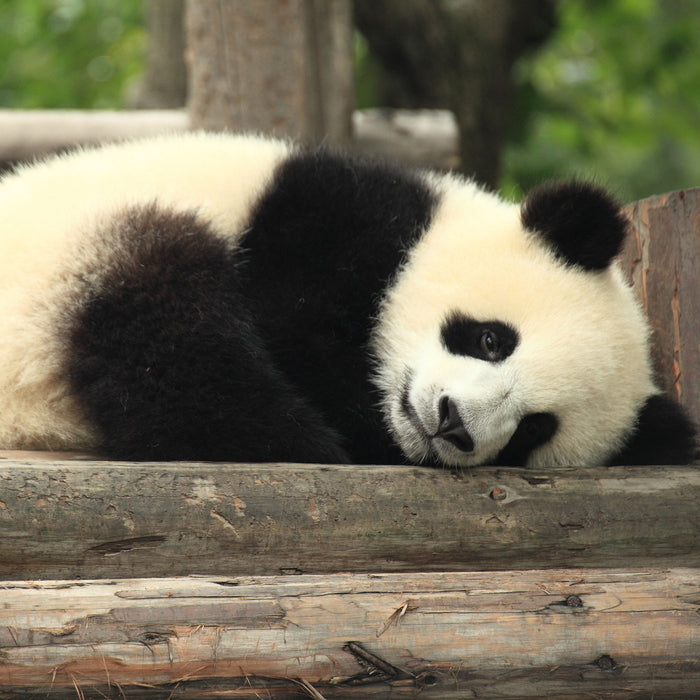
[480,330,500,360]
[440,312,518,362]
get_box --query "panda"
[0,132,695,467]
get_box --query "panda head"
[374,178,696,467]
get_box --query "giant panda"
[0,132,695,466]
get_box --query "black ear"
[610,395,697,466]
[520,180,628,271]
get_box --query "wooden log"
[1,568,698,698]
[622,188,700,426]
[353,108,459,170]
[0,108,458,171]
[1,458,699,581]
[0,109,188,165]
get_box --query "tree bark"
[354,0,557,188]
[185,0,353,145]
[129,0,187,108]
[1,569,698,697]
[622,188,700,427]
[1,459,698,581]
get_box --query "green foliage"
[502,0,700,201]
[0,0,145,109]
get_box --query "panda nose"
[437,397,474,453]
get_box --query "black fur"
[67,149,437,463]
[494,413,559,466]
[67,205,349,463]
[238,149,437,463]
[521,180,628,270]
[610,394,697,465]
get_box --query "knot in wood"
[490,486,507,501]
[596,654,616,670]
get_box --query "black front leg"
[66,205,350,464]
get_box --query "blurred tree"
[2,0,699,200]
[129,0,186,108]
[354,0,557,188]
[0,0,144,109]
[186,0,353,145]
[503,0,700,200]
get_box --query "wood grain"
[1,459,699,580]
[1,568,698,697]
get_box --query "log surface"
[1,568,698,698]
[1,458,699,580]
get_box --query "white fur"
[372,174,655,467]
[0,132,291,449]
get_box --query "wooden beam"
[1,458,698,580]
[0,109,188,164]
[0,108,458,171]
[1,568,698,697]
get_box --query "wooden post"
[185,0,354,145]
[622,188,700,426]
[1,569,699,697]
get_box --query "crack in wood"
[86,536,166,557]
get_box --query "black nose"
[437,397,474,453]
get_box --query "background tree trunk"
[185,0,353,146]
[354,0,556,187]
[129,0,187,108]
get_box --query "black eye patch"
[440,312,518,362]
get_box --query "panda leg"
[65,205,350,464]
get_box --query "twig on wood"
[339,640,415,686]
[376,600,418,637]
[293,677,328,699]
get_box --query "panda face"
[396,314,524,465]
[373,176,656,467]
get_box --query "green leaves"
[503,0,700,200]
[0,0,145,109]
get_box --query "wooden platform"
[1,456,698,698]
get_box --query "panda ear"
[520,180,628,271]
